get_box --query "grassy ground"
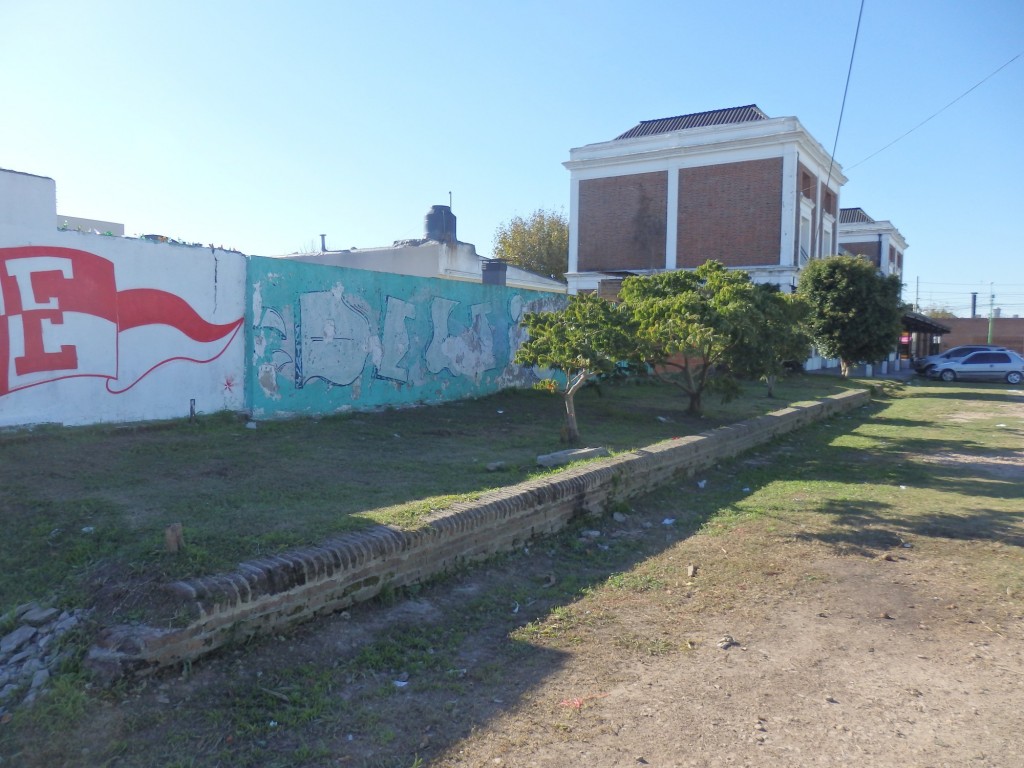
[1,377,1021,767]
[0,375,859,614]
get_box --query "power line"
[846,51,1023,171]
[918,289,1024,297]
[917,282,1024,288]
[826,0,866,188]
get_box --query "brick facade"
[677,158,782,268]
[843,239,882,266]
[566,107,847,294]
[934,317,1024,353]
[578,172,668,272]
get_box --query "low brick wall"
[86,389,870,679]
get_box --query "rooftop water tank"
[425,205,456,243]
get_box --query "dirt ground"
[436,550,1024,768]
[5,393,1023,768]
[71,466,1023,767]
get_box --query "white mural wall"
[0,168,566,429]
[0,170,246,427]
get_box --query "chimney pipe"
[482,259,507,286]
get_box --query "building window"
[799,195,815,264]
[821,212,835,257]
[800,216,811,264]
[801,172,814,199]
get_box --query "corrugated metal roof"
[614,105,769,140]
[840,207,875,224]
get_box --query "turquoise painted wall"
[247,257,565,418]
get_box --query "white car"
[913,344,1009,375]
[928,349,1024,384]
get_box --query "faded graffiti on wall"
[249,260,564,416]
[0,245,243,397]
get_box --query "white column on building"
[665,166,679,270]
[814,176,823,257]
[567,176,580,277]
[780,149,797,266]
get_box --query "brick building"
[837,207,905,278]
[932,317,1024,354]
[563,105,846,295]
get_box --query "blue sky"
[2,1,1022,317]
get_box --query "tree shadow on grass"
[795,497,1024,558]
[794,499,905,557]
[3,484,724,768]
[901,385,1024,404]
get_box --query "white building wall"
[286,240,566,294]
[0,169,246,427]
[0,170,56,233]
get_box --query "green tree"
[514,292,635,444]
[730,284,811,397]
[493,209,569,282]
[797,255,905,377]
[618,261,760,416]
[923,305,958,319]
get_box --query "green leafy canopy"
[618,261,761,414]
[797,255,904,374]
[493,209,569,282]
[514,292,635,443]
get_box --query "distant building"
[58,215,125,237]
[837,207,905,278]
[564,104,846,294]
[931,316,1024,353]
[285,205,566,294]
[836,207,949,359]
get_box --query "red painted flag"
[0,245,242,396]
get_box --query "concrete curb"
[86,388,871,680]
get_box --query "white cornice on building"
[838,219,908,252]
[565,116,847,189]
[567,263,801,296]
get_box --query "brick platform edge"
[85,389,870,681]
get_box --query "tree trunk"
[561,370,589,445]
[562,393,580,444]
[765,373,777,397]
[840,359,852,377]
[687,390,702,416]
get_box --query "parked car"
[913,344,1009,375]
[928,349,1024,384]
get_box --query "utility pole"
[987,284,995,343]
[970,292,977,319]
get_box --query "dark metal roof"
[903,311,951,335]
[615,105,770,140]
[840,207,875,224]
